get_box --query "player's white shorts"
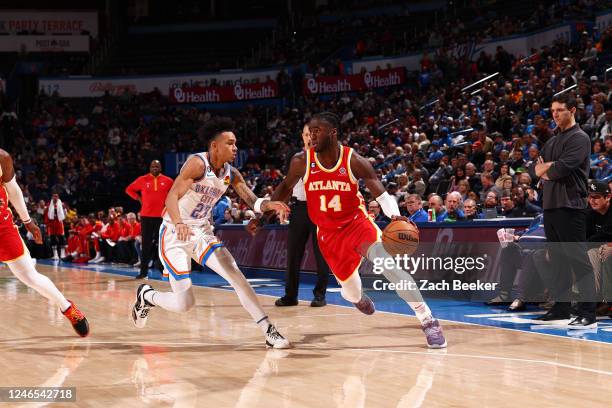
[158,221,223,281]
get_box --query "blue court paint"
[40,260,612,344]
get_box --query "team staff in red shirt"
[116,213,141,264]
[125,160,173,279]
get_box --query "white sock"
[256,316,271,334]
[340,272,363,303]
[8,255,71,312]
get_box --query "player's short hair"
[200,117,235,145]
[312,112,340,133]
[552,93,577,110]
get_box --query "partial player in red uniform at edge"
[269,112,446,348]
[0,149,89,337]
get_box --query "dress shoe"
[275,297,298,307]
[310,296,326,307]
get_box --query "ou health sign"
[169,81,278,104]
[303,67,406,95]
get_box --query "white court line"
[465,312,542,318]
[279,313,356,318]
[346,347,612,377]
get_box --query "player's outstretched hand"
[25,221,43,244]
[246,219,261,236]
[265,201,291,224]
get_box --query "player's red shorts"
[316,213,382,282]
[0,223,26,263]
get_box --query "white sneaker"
[91,257,105,264]
[131,284,155,328]
[265,324,291,349]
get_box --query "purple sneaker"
[422,318,447,349]
[353,294,375,315]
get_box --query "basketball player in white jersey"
[0,149,89,337]
[131,118,291,348]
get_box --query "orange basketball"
[382,220,420,256]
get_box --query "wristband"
[254,198,266,213]
[23,219,32,225]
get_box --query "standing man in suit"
[126,160,173,279]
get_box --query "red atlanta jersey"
[304,145,368,231]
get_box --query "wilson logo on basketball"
[398,232,419,242]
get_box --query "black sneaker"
[534,308,570,322]
[275,297,298,307]
[485,293,511,306]
[567,316,597,330]
[131,284,155,328]
[310,296,326,307]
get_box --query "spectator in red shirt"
[92,215,121,264]
[125,160,173,278]
[88,213,104,261]
[116,213,140,265]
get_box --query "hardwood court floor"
[0,264,611,407]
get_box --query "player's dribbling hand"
[265,201,291,224]
[246,218,261,236]
[25,221,43,245]
[175,222,193,241]
[391,214,417,226]
[391,215,418,233]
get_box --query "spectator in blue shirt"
[594,156,611,181]
[212,196,232,225]
[428,194,447,222]
[405,194,428,223]
[428,141,443,163]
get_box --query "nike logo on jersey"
[310,170,321,174]
[3,214,8,221]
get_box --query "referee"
[275,124,330,307]
[125,160,173,279]
[529,93,597,328]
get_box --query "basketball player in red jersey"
[0,149,89,337]
[269,113,446,348]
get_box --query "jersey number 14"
[320,195,342,212]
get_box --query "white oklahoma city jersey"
[163,152,232,228]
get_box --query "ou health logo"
[363,72,373,88]
[173,87,185,103]
[234,83,244,100]
[307,78,317,94]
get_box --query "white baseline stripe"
[346,347,612,377]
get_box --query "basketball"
[382,220,420,256]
